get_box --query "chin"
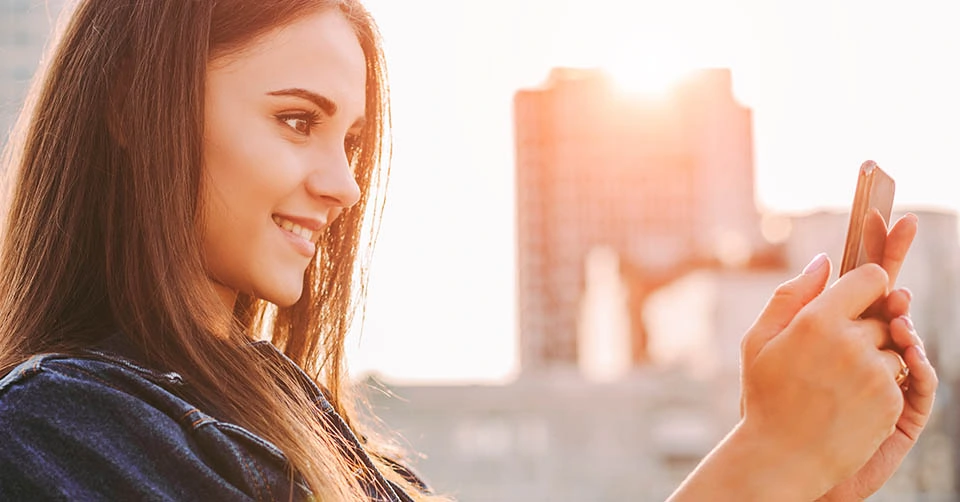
[271,290,305,308]
[255,282,305,308]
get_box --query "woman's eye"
[277,112,319,136]
[284,118,311,135]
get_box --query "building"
[514,68,772,374]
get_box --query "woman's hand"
[738,258,907,499]
[669,214,934,502]
[670,256,907,502]
[746,213,935,501]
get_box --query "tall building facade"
[0,0,67,146]
[514,68,767,374]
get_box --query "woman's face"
[201,9,366,308]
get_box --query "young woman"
[0,1,936,501]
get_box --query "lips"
[273,215,318,243]
[272,214,325,258]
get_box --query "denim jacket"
[0,339,426,501]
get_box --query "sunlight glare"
[606,61,694,98]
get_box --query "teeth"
[273,216,316,242]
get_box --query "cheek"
[199,131,271,279]
[199,130,315,302]
[202,85,300,203]
[198,171,257,282]
[202,114,302,215]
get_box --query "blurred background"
[2,0,959,500]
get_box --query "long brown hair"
[0,0,436,499]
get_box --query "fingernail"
[902,315,915,332]
[900,315,921,344]
[802,253,828,275]
[915,344,927,362]
[901,287,913,302]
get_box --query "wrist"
[669,420,831,502]
[733,419,834,499]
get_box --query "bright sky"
[346,0,960,383]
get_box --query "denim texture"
[0,340,422,501]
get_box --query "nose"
[305,149,362,210]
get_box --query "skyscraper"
[514,68,767,374]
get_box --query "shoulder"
[0,354,257,501]
[0,352,187,431]
[0,353,152,421]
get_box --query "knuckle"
[861,263,889,287]
[771,281,800,304]
[884,391,904,423]
[837,330,862,353]
[867,360,904,414]
[793,310,828,339]
[862,319,889,343]
[864,361,889,391]
[791,308,814,328]
[872,389,901,426]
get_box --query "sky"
[346,0,960,383]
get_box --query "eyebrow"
[267,88,365,128]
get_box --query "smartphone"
[839,161,896,276]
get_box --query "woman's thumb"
[741,253,831,366]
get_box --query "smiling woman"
[0,0,939,501]
[201,10,364,308]
[0,1,439,501]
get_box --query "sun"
[604,60,695,98]
[587,15,702,98]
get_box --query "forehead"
[210,9,367,120]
